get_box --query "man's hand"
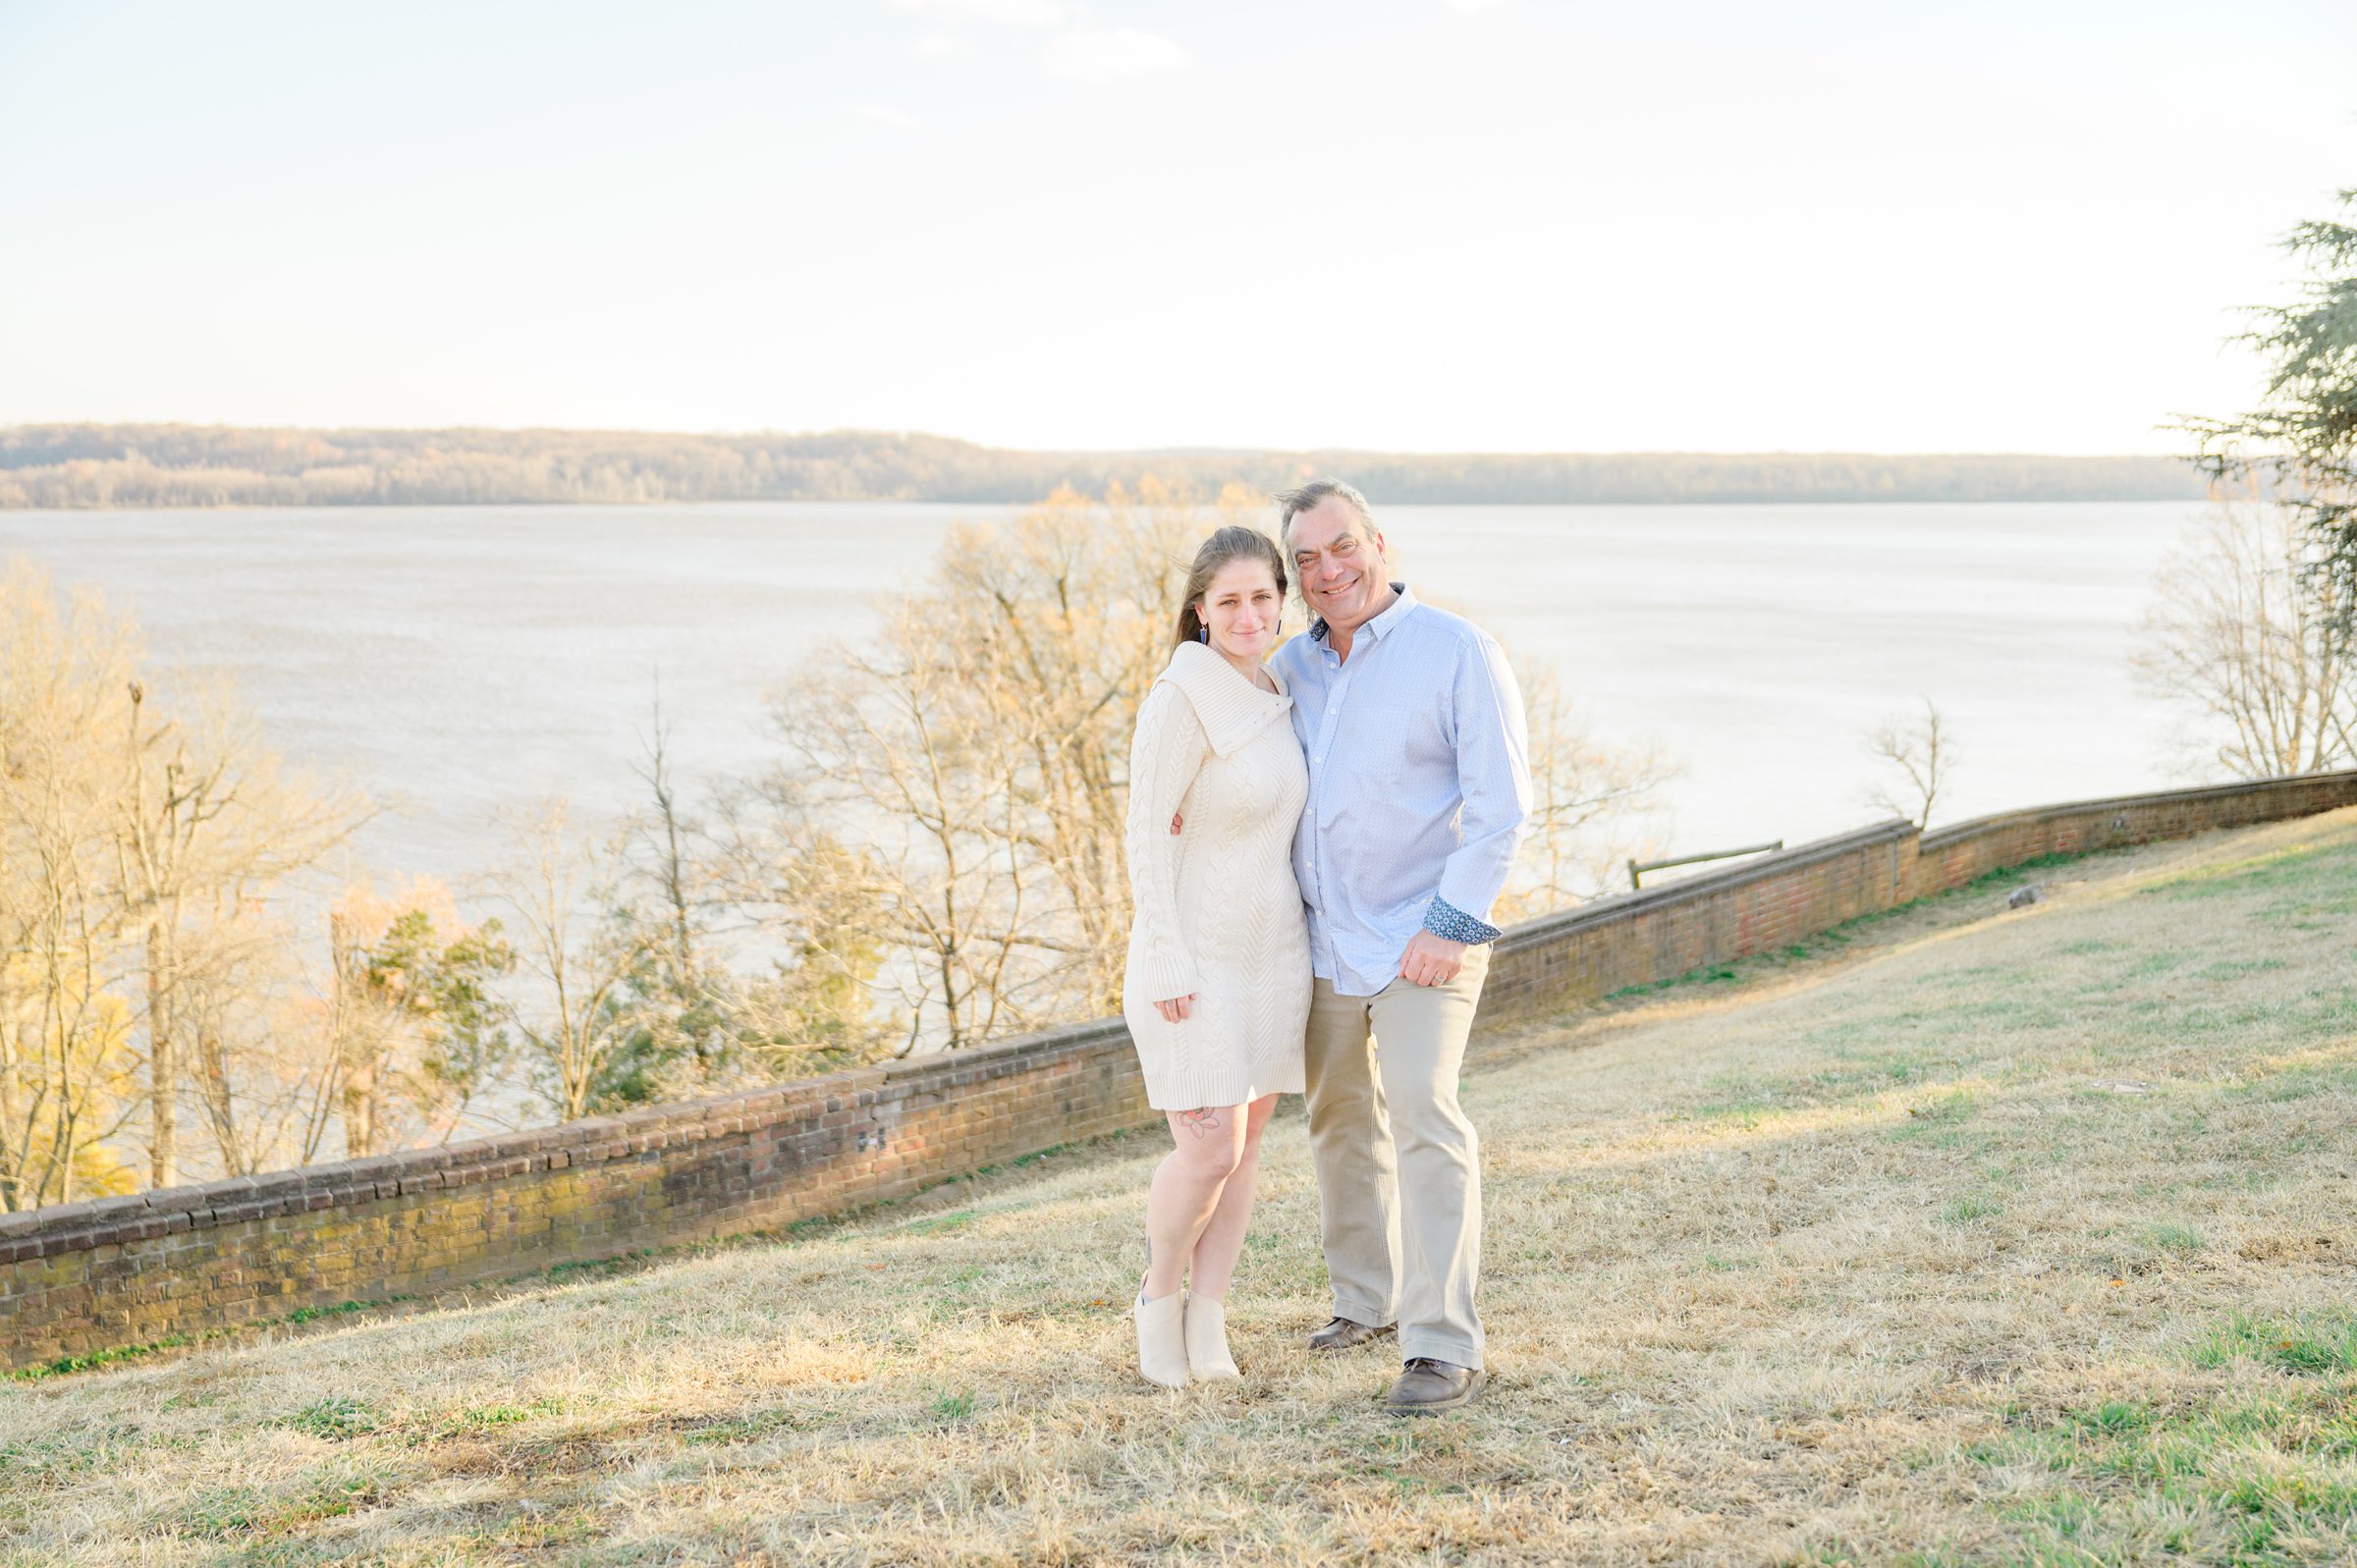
[1154,994,1196,1023]
[1398,930,1467,988]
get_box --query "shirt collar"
[1310,581,1415,644]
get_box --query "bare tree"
[2133,485,2357,780]
[8,565,552,1183]
[633,701,702,986]
[1497,663,1678,920]
[0,561,145,1208]
[753,599,1056,1053]
[1,561,376,1198]
[111,681,364,1186]
[1861,698,1956,830]
[177,892,310,1177]
[930,479,1236,1013]
[699,805,894,1077]
[486,799,660,1124]
[610,692,739,1089]
[734,482,1264,1053]
[610,688,899,1094]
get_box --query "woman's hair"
[1174,525,1288,649]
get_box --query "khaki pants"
[1302,944,1489,1368]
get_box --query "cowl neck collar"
[1157,641,1292,757]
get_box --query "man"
[1269,478,1530,1416]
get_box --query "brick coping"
[1916,769,2357,852]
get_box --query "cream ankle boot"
[1134,1286,1189,1388]
[1183,1293,1241,1381]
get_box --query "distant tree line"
[0,424,2211,510]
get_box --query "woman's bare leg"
[1143,1105,1248,1299]
[1186,1094,1280,1301]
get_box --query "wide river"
[0,500,2206,895]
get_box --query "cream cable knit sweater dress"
[1122,641,1312,1110]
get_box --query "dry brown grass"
[6,812,2357,1566]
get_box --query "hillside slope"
[4,813,2356,1566]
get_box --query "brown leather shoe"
[1385,1357,1486,1415]
[1307,1316,1397,1352]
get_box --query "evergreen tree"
[2181,188,2357,610]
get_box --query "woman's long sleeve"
[1124,682,1210,1004]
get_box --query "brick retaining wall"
[6,770,2356,1370]
[1903,773,2357,898]
[0,1022,1147,1369]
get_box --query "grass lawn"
[5,811,2357,1566]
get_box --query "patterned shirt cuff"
[1423,896,1503,945]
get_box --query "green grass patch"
[541,1254,650,1283]
[175,1465,387,1541]
[1940,1193,2004,1224]
[381,1396,565,1446]
[1902,1088,1980,1125]
[682,1407,808,1446]
[2193,957,2292,982]
[2192,1311,2357,1376]
[1963,1388,2357,1556]
[2141,843,2330,898]
[275,1395,381,1441]
[7,1334,192,1382]
[9,1295,422,1383]
[1683,1095,1782,1127]
[2056,938,2127,956]
[2000,1487,2105,1540]
[279,1301,361,1326]
[2230,1060,2357,1103]
[1889,1097,1987,1151]
[0,1421,158,1486]
[1808,1051,1960,1097]
[457,1401,550,1429]
[898,1210,976,1235]
[1612,963,1741,999]
[1962,851,2083,892]
[1685,1050,1979,1129]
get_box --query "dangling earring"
[1199,624,1209,644]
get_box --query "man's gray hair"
[1275,478,1378,547]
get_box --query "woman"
[1122,525,1311,1388]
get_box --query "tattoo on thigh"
[1178,1108,1223,1139]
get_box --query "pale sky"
[2,0,2351,453]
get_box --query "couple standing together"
[1121,479,1531,1415]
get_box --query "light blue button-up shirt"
[1271,584,1533,998]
